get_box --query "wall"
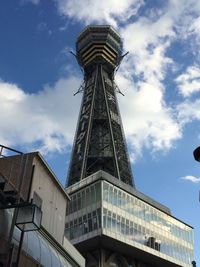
[30,156,67,244]
[0,153,35,201]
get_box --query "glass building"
[65,171,193,267]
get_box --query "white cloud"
[55,0,144,28]
[181,175,200,183]
[21,0,40,5]
[54,0,189,157]
[188,16,200,37]
[181,15,200,57]
[177,99,200,125]
[5,0,200,158]
[176,66,200,97]
[121,15,174,53]
[117,74,181,157]
[0,77,81,154]
[115,9,180,157]
[118,1,200,156]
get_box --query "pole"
[15,231,24,267]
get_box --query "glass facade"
[65,181,101,240]
[22,231,74,267]
[0,209,81,267]
[66,179,194,267]
[66,182,101,215]
[102,181,193,266]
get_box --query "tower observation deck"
[67,25,134,187]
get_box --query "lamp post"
[192,146,200,267]
[0,145,42,267]
[193,146,200,162]
[0,202,42,266]
[15,202,42,232]
[15,202,42,266]
[193,146,200,203]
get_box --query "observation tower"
[67,25,134,187]
[65,26,194,267]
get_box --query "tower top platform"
[76,25,123,70]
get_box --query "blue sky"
[0,0,200,264]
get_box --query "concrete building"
[65,171,193,267]
[0,145,85,267]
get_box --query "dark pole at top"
[193,146,200,162]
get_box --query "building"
[0,145,85,267]
[65,25,194,267]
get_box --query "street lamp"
[193,146,200,162]
[15,202,42,266]
[15,202,42,232]
[192,146,200,267]
[0,202,42,266]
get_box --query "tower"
[65,26,194,267]
[67,25,134,187]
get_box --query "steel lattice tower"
[65,26,194,267]
[67,25,134,188]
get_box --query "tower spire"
[67,25,134,187]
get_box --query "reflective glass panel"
[102,181,194,266]
[39,236,52,267]
[26,232,40,262]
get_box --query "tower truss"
[67,26,134,187]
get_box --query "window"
[33,192,42,209]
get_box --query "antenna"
[115,51,129,74]
[69,51,83,73]
[73,80,85,96]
